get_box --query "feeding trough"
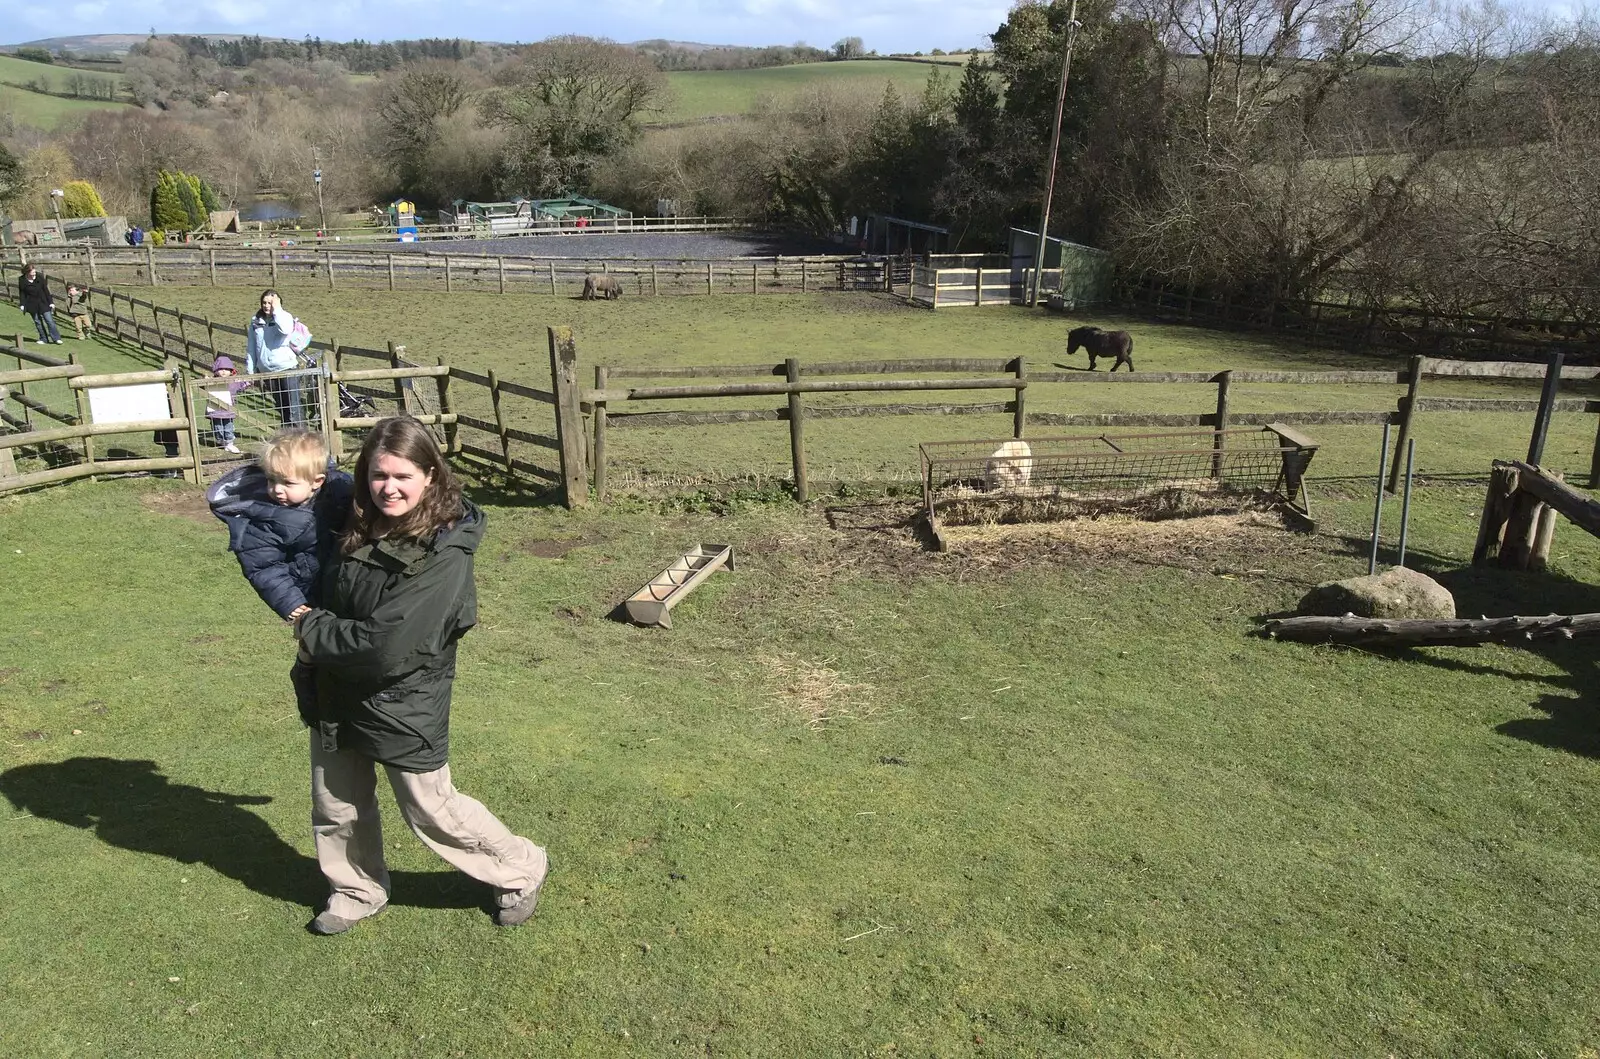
[621,544,735,628]
[919,425,1318,551]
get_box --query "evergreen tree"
[61,180,107,218]
[198,178,221,213]
[174,175,205,229]
[0,142,23,211]
[150,171,188,230]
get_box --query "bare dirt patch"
[140,488,217,527]
[820,499,1339,587]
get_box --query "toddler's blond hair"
[260,428,329,483]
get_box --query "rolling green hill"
[0,54,130,130]
[657,59,963,124]
[0,83,131,130]
[0,53,124,95]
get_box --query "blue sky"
[9,0,1012,54]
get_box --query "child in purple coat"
[206,355,249,454]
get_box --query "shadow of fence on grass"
[0,756,488,911]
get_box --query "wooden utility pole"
[1027,0,1082,308]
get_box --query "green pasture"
[0,83,130,131]
[658,60,958,123]
[106,286,1600,493]
[5,285,1600,1054]
[0,53,125,95]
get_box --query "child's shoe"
[224,442,242,454]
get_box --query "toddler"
[206,355,248,454]
[64,284,93,340]
[207,429,353,721]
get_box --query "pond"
[240,200,303,222]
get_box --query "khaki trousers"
[310,735,548,921]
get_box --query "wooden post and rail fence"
[0,247,893,299]
[8,279,1600,511]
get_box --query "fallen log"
[1259,612,1600,646]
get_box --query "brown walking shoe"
[307,903,386,936]
[494,858,551,928]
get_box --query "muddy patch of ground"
[139,487,217,528]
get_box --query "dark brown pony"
[1067,326,1135,372]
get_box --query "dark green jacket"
[298,501,484,772]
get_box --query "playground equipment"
[386,200,418,242]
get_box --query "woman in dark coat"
[294,417,549,935]
[18,265,61,345]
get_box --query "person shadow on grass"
[0,757,486,912]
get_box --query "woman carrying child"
[292,417,549,936]
[245,289,304,427]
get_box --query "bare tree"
[480,36,666,196]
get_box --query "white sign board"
[87,383,170,425]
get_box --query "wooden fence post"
[497,256,506,295]
[87,244,98,283]
[786,356,808,503]
[707,262,714,295]
[387,252,396,292]
[593,364,609,501]
[269,247,278,287]
[326,342,344,460]
[651,263,659,296]
[1526,350,1564,467]
[162,357,198,483]
[1212,370,1232,478]
[550,262,557,296]
[975,266,983,306]
[486,368,514,474]
[325,249,335,290]
[434,356,458,454]
[387,341,414,416]
[1012,355,1026,439]
[68,350,93,465]
[204,316,218,361]
[444,254,453,293]
[1387,355,1424,493]
[800,260,807,294]
[1530,472,1562,571]
[548,325,589,508]
[487,368,513,474]
[1589,414,1600,489]
[208,248,217,286]
[1472,462,1520,564]
[147,244,157,285]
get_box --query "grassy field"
[5,287,1600,1054]
[0,83,130,130]
[658,60,959,123]
[0,54,125,95]
[0,54,128,130]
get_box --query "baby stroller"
[297,347,377,420]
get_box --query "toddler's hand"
[287,605,312,624]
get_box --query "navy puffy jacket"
[207,463,354,619]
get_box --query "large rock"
[1297,567,1456,620]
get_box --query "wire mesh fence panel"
[186,366,326,479]
[921,428,1313,525]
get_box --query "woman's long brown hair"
[341,417,463,553]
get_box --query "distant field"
[0,53,124,94]
[0,83,131,130]
[658,59,961,123]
